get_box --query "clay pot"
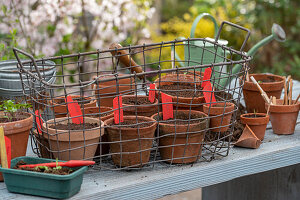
[122,95,159,117]
[240,113,269,140]
[49,95,97,118]
[266,99,300,135]
[234,124,262,149]
[241,74,284,113]
[151,110,209,164]
[0,112,33,181]
[42,117,104,161]
[104,116,157,167]
[32,129,53,159]
[93,74,135,107]
[154,74,204,111]
[203,102,235,132]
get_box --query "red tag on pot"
[5,136,11,168]
[203,82,216,105]
[35,110,43,134]
[161,92,173,120]
[202,67,212,88]
[65,96,83,124]
[149,84,155,103]
[113,96,124,124]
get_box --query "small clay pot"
[122,95,159,117]
[93,74,135,107]
[154,74,204,111]
[241,74,284,113]
[151,110,208,164]
[265,99,300,135]
[49,95,97,118]
[240,113,269,140]
[203,102,235,132]
[105,116,157,167]
[0,112,33,181]
[42,117,104,161]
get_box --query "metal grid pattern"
[13,21,251,170]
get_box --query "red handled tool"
[19,160,95,168]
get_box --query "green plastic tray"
[0,156,88,199]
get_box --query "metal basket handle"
[215,21,251,52]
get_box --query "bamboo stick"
[294,94,300,104]
[289,79,293,105]
[0,126,8,169]
[266,96,272,115]
[250,76,270,103]
[283,76,288,105]
[272,96,277,105]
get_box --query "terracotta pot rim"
[49,95,96,107]
[122,95,159,106]
[0,111,32,124]
[0,112,33,135]
[242,74,284,91]
[240,113,270,125]
[92,74,134,86]
[203,102,235,115]
[82,106,114,120]
[266,99,300,113]
[241,113,268,118]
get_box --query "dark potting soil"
[50,123,99,130]
[113,119,152,128]
[159,82,202,98]
[123,97,153,105]
[14,160,73,175]
[244,114,265,118]
[0,113,27,123]
[154,112,205,125]
[257,76,276,83]
[212,103,231,108]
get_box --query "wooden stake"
[266,96,272,115]
[272,96,277,105]
[289,79,293,105]
[250,76,270,103]
[294,93,300,105]
[283,76,287,105]
[0,126,8,169]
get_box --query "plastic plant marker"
[203,82,216,105]
[201,67,212,88]
[66,96,83,124]
[0,126,8,168]
[4,136,11,168]
[149,83,156,103]
[235,124,261,149]
[113,96,124,124]
[20,160,95,168]
[35,110,43,134]
[161,92,173,120]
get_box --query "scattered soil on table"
[123,97,153,105]
[153,112,205,125]
[113,119,153,128]
[50,122,99,130]
[243,114,265,118]
[14,160,73,175]
[159,82,202,98]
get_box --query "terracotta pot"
[234,124,262,149]
[0,112,33,181]
[240,113,269,140]
[241,74,284,113]
[82,106,113,156]
[42,117,104,161]
[93,74,135,107]
[203,102,235,132]
[151,110,208,164]
[154,74,205,111]
[122,95,159,117]
[49,95,97,118]
[265,99,300,135]
[105,116,157,167]
[32,129,53,159]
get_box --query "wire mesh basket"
[13,21,251,170]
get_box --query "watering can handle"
[190,13,219,38]
[215,21,251,52]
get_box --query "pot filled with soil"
[49,95,97,118]
[154,74,204,111]
[0,156,88,199]
[104,116,157,167]
[0,111,33,181]
[122,95,159,117]
[203,102,235,133]
[151,110,209,164]
[265,99,300,135]
[42,117,104,160]
[240,113,269,140]
[241,74,284,113]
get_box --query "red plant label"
[203,82,217,105]
[148,83,156,103]
[161,92,173,120]
[113,96,124,124]
[202,67,212,88]
[35,110,43,134]
[5,136,11,168]
[65,96,83,124]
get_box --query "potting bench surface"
[1,80,300,200]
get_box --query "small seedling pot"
[240,113,269,140]
[151,110,208,164]
[122,95,159,117]
[0,112,33,181]
[265,99,300,135]
[154,74,204,111]
[203,102,235,132]
[241,74,284,113]
[42,117,104,160]
[104,116,157,167]
[0,156,88,199]
[49,95,97,118]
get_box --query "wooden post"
[0,126,8,168]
